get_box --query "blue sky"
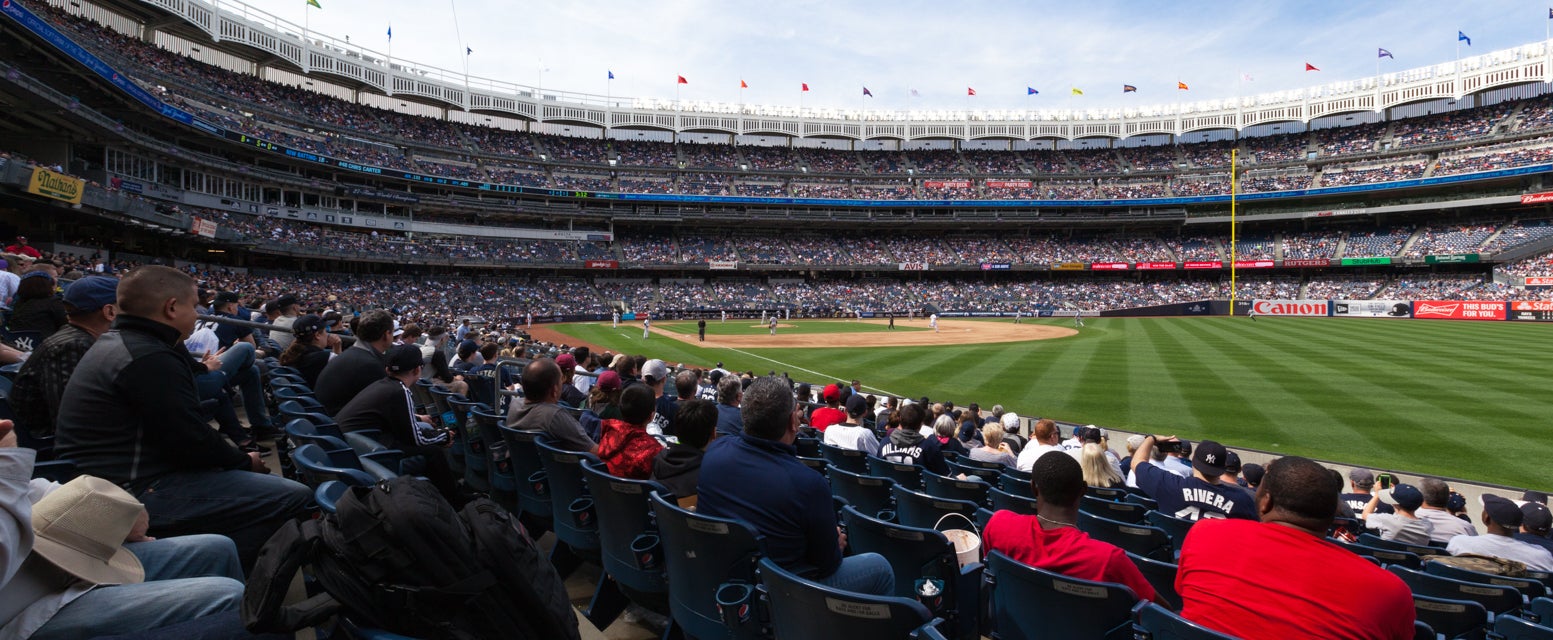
[269,0,1544,112]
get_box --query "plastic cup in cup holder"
[568,498,595,529]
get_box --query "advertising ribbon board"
[1233,260,1275,269]
[1184,261,1223,270]
[1089,262,1129,270]
[1412,300,1506,321]
[190,218,218,238]
[27,167,84,204]
[979,263,1012,271]
[1283,259,1331,268]
[1052,262,1086,271]
[1135,261,1178,270]
[584,260,620,269]
[1331,300,1411,318]
[1250,300,1329,317]
[922,180,972,188]
[1526,277,1553,287]
[1520,192,1553,205]
[1424,253,1480,264]
[899,263,929,271]
[1340,257,1392,266]
[707,260,738,270]
[1509,301,1553,322]
[985,180,1033,188]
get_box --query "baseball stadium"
[1,0,1552,637]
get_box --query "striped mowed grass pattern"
[550,317,1552,488]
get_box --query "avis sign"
[1412,301,1506,321]
[1251,300,1328,317]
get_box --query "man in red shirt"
[983,450,1157,602]
[5,236,41,259]
[1177,455,1415,639]
[808,383,847,432]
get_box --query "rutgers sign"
[1251,300,1329,316]
[1412,300,1506,321]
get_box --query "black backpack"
[243,476,579,640]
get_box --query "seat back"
[470,407,512,505]
[827,467,895,520]
[1410,593,1488,640]
[497,425,553,524]
[1355,533,1438,558]
[291,443,375,486]
[840,506,979,639]
[1494,615,1553,640]
[867,455,924,491]
[580,460,669,595]
[1331,539,1422,570]
[1132,601,1239,640]
[1126,552,1182,612]
[1123,493,1160,510]
[1144,510,1196,551]
[428,386,457,425]
[819,442,870,474]
[922,471,990,506]
[987,488,1039,516]
[409,379,438,414]
[892,485,980,531]
[998,471,1033,498]
[1079,495,1148,524]
[650,491,766,640]
[757,557,937,640]
[793,436,821,458]
[1529,596,1553,628]
[1424,560,1547,599]
[534,437,603,553]
[1077,512,1174,562]
[985,550,1138,640]
[948,460,1002,483]
[1087,486,1129,500]
[1389,565,1521,618]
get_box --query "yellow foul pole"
[1230,147,1238,314]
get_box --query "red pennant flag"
[1304,63,1319,71]
[740,79,747,88]
[802,83,809,92]
[967,87,976,96]
[1177,81,1189,90]
[677,75,688,84]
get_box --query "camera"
[1377,473,1394,489]
[1156,439,1182,453]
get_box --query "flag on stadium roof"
[1123,85,1137,93]
[802,83,810,92]
[1548,7,1552,19]
[1242,73,1254,82]
[465,46,472,56]
[740,79,747,88]
[1071,87,1083,95]
[1378,48,1393,59]
[863,87,873,97]
[910,89,920,97]
[1027,87,1038,95]
[1305,62,1319,71]
[678,75,688,84]
[608,70,615,80]
[1177,81,1189,90]
[386,25,391,41]
[968,87,976,96]
[1459,31,1471,46]
[306,0,320,8]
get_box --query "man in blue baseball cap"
[10,276,119,441]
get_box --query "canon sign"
[1251,300,1329,317]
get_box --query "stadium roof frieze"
[130,0,1553,140]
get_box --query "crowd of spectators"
[1304,276,1387,299]
[1282,231,1344,259]
[1404,223,1500,257]
[1390,104,1511,148]
[1485,219,1553,253]
[1343,227,1416,258]
[1319,158,1428,187]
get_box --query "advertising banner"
[1283,259,1331,268]
[707,260,738,270]
[190,218,218,238]
[1250,300,1329,317]
[1412,300,1506,321]
[1331,300,1411,318]
[1424,253,1480,264]
[985,180,1033,188]
[1520,192,1553,205]
[899,262,929,271]
[1509,301,1553,321]
[26,167,84,204]
[1184,261,1223,270]
[1340,257,1391,266]
[1090,262,1129,270]
[1135,261,1178,270]
[1052,262,1086,271]
[584,260,620,269]
[979,263,1012,271]
[1526,277,1553,287]
[922,180,972,188]
[1233,260,1275,269]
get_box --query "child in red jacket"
[597,384,665,479]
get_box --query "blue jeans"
[218,342,273,430]
[194,370,249,446]
[815,552,895,596]
[135,469,314,571]
[30,535,246,640]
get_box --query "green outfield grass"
[550,317,1553,488]
[654,320,926,336]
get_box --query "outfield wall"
[1109,299,1553,322]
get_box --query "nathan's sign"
[1412,300,1506,321]
[1521,191,1553,205]
[1251,300,1328,317]
[984,180,1033,188]
[27,167,84,204]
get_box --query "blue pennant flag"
[386,25,391,41]
[466,46,472,55]
[862,87,873,97]
[608,70,615,80]
[1458,31,1471,46]
[1378,47,1393,59]
[1027,87,1038,95]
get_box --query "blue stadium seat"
[579,460,669,629]
[1076,512,1174,562]
[820,442,870,474]
[891,485,980,531]
[840,505,981,640]
[1494,615,1553,640]
[1124,492,1160,511]
[272,386,322,411]
[409,379,438,416]
[947,459,1002,483]
[987,488,1039,516]
[1144,510,1196,551]
[533,436,602,575]
[922,471,990,507]
[268,365,303,378]
[1127,552,1182,612]
[291,443,378,487]
[1528,597,1553,627]
[983,550,1139,640]
[1079,495,1149,524]
[793,436,821,458]
[1357,533,1439,558]
[1087,486,1129,500]
[1415,621,1437,640]
[457,401,492,493]
[1131,601,1240,640]
[827,466,895,521]
[314,481,348,515]
[496,424,553,535]
[1409,593,1488,640]
[282,419,399,480]
[469,406,512,508]
[1332,538,1422,570]
[1390,565,1521,619]
[445,395,483,476]
[649,491,767,640]
[757,557,948,640]
[427,385,458,428]
[797,455,829,477]
[1424,560,1547,599]
[997,471,1033,498]
[869,456,925,491]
